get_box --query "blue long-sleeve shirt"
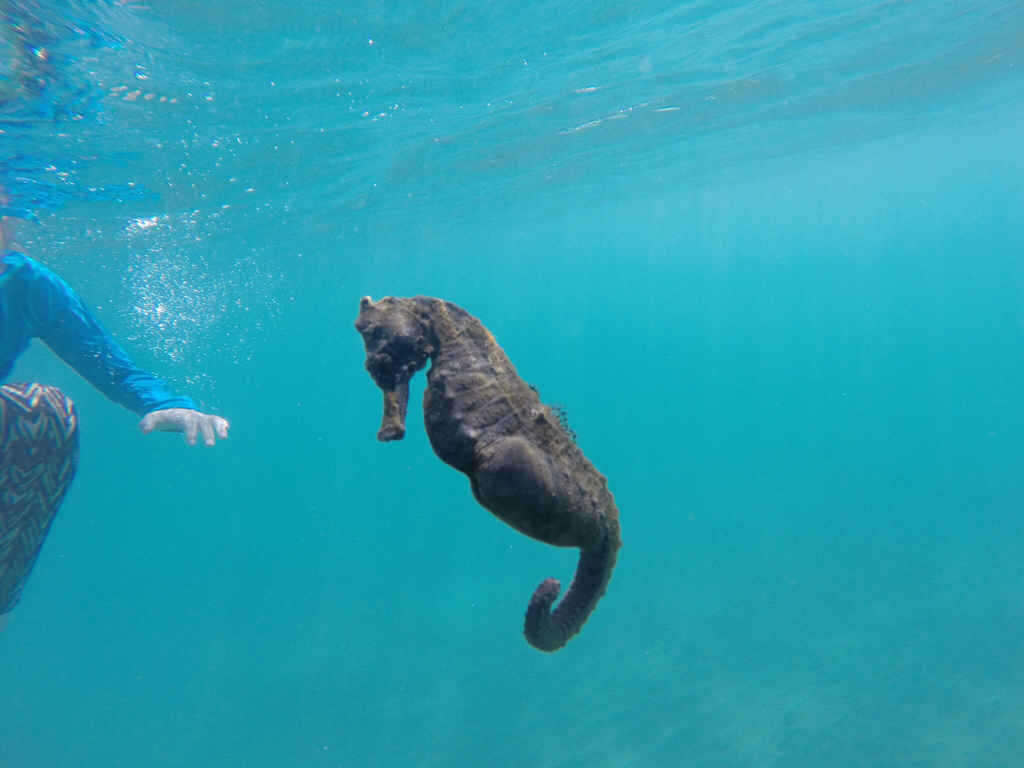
[0,251,196,415]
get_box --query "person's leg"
[0,383,79,622]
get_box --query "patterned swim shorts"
[0,383,79,615]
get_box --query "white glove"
[139,408,230,446]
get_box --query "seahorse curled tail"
[524,533,618,652]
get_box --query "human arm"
[18,257,228,443]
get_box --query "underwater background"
[2,1,1024,766]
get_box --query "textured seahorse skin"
[356,296,622,652]
[0,383,80,615]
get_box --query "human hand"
[138,408,230,446]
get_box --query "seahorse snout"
[378,381,409,441]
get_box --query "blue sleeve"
[24,259,197,416]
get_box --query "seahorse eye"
[365,350,396,382]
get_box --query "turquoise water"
[3,2,1024,766]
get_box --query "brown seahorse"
[355,296,622,652]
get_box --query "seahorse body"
[355,296,622,652]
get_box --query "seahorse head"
[355,296,435,441]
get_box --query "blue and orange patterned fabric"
[0,383,79,615]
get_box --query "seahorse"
[355,296,622,652]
